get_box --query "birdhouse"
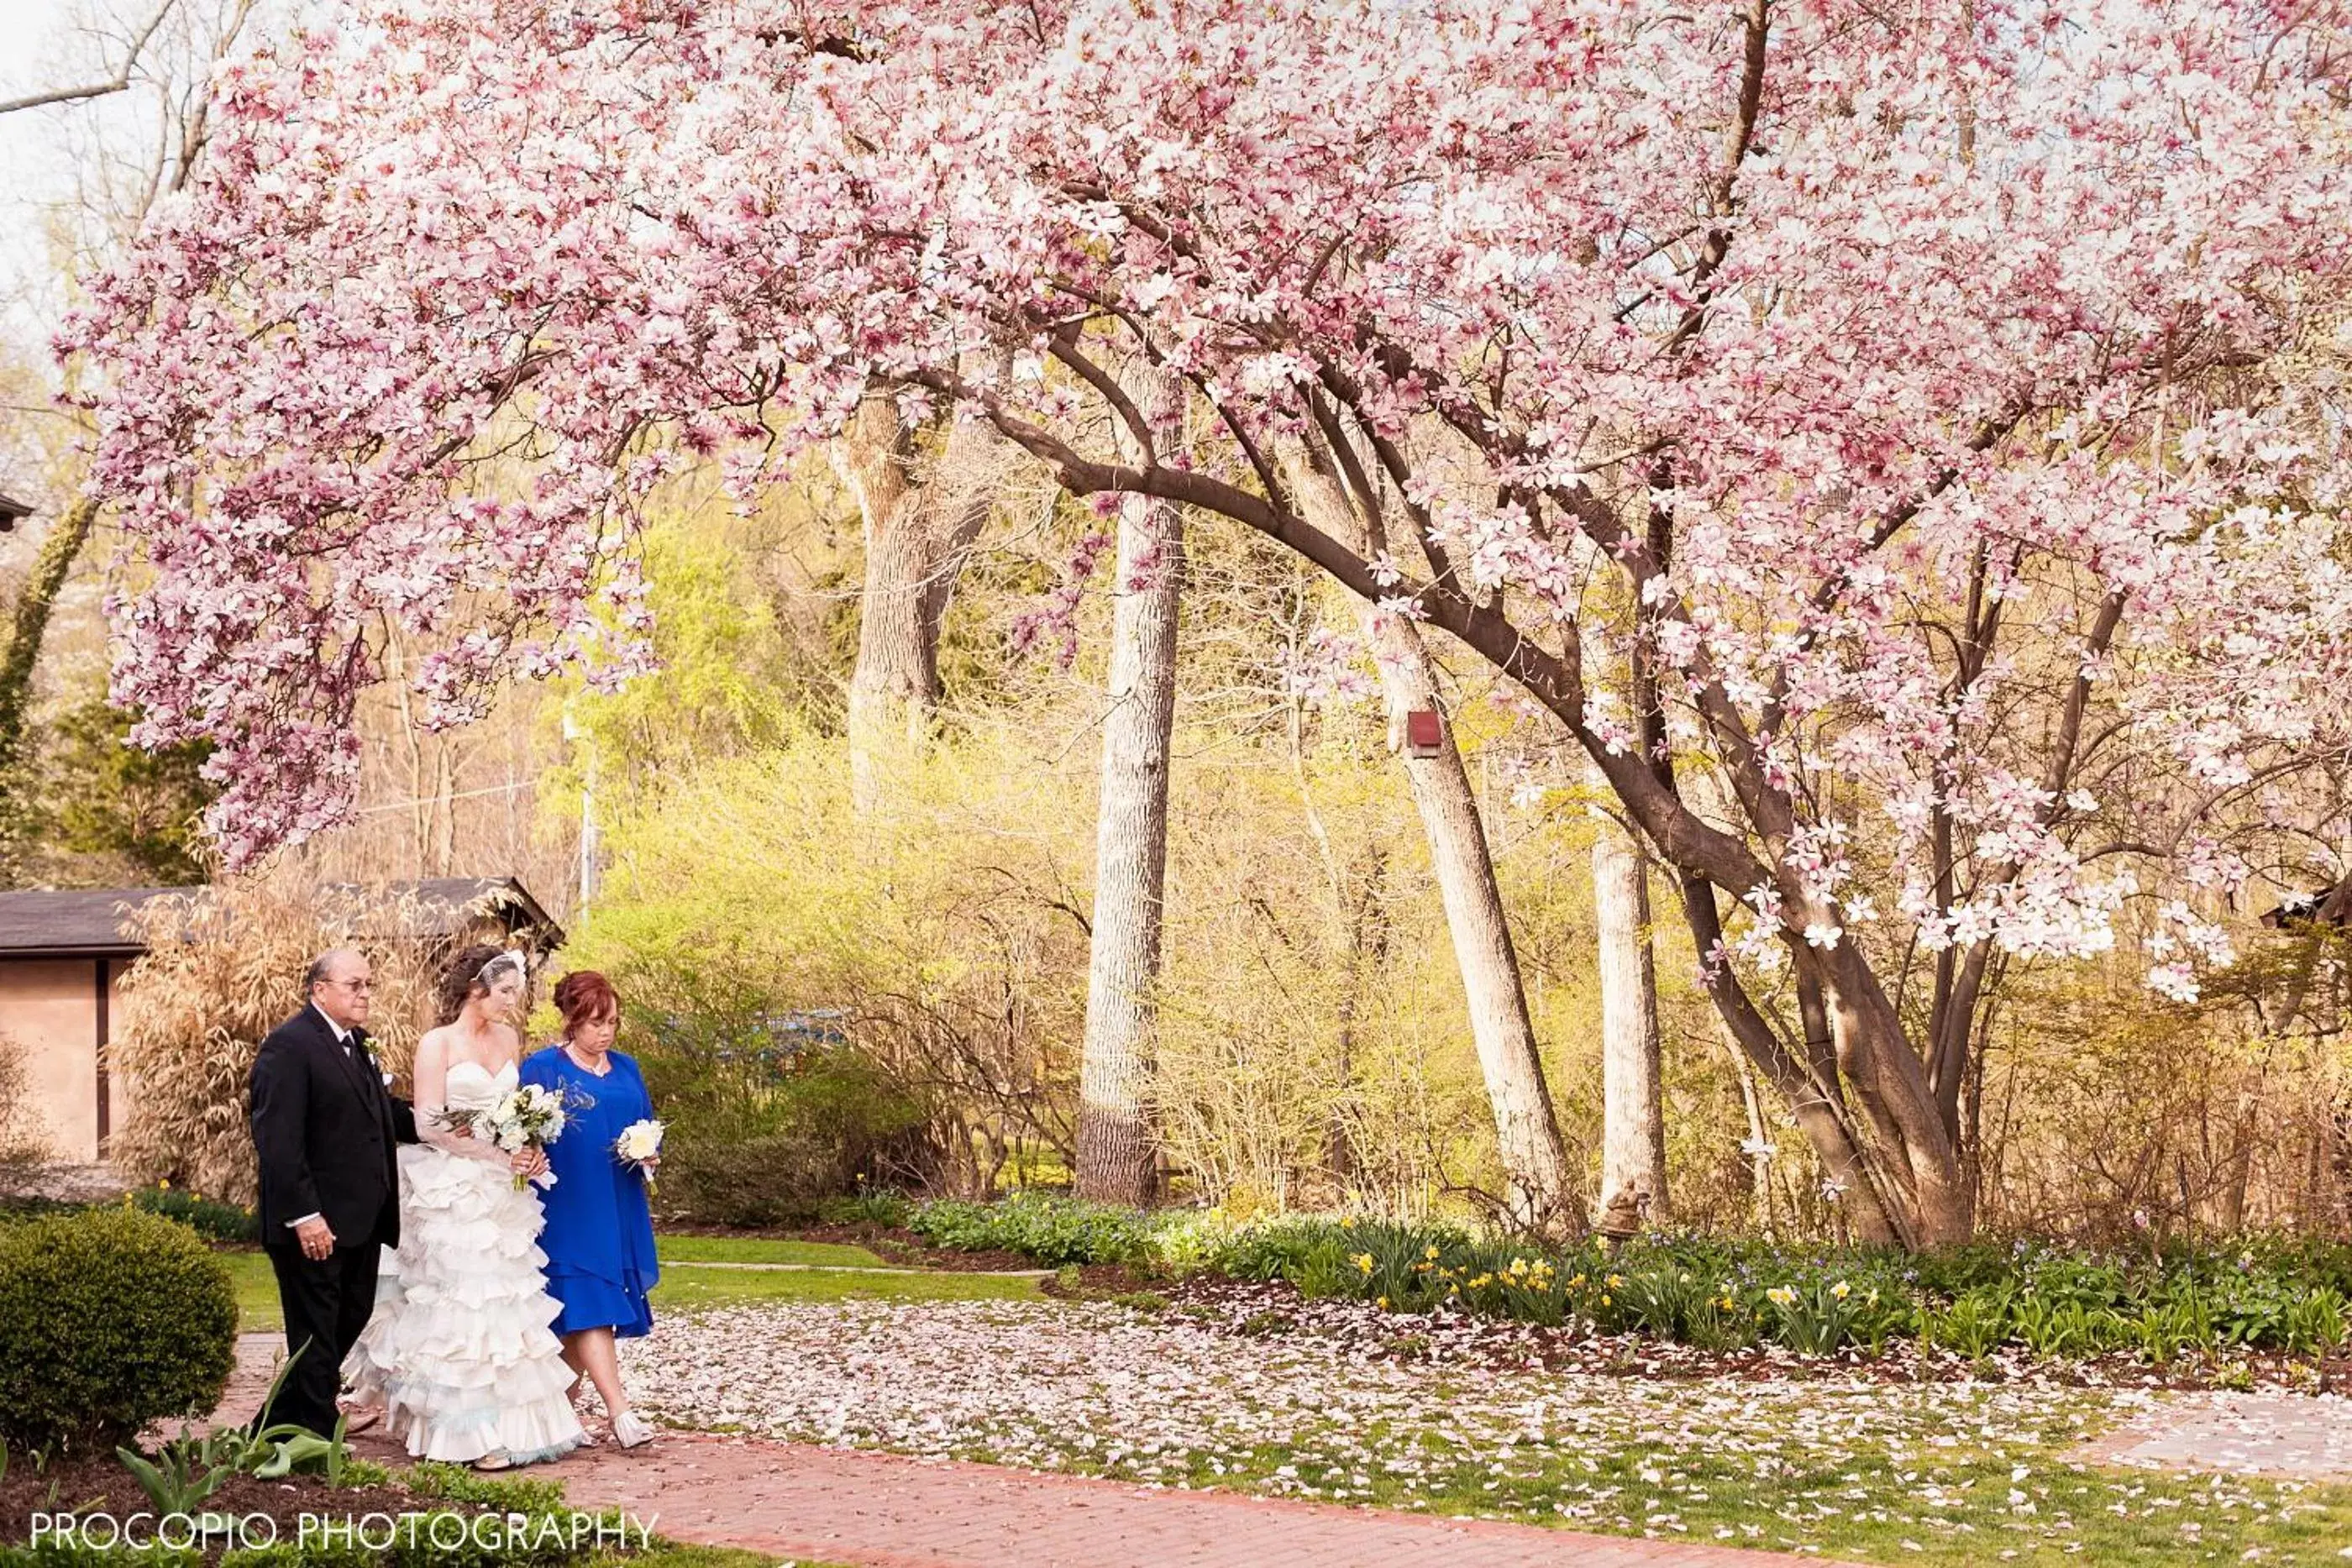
[1404,709,1444,758]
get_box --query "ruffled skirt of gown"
[342,1144,586,1464]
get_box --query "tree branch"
[0,0,176,117]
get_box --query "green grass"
[657,1235,890,1268]
[1167,1424,2352,1565]
[1110,1439,2352,1568]
[890,1370,2352,1565]
[223,1248,282,1333]
[649,1265,1043,1313]
[223,1243,1038,1334]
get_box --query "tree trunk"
[1591,776,1668,1228]
[1280,442,1578,1234]
[1378,627,1577,1232]
[1288,690,1375,1195]
[0,498,97,884]
[1073,383,1184,1206]
[1719,1022,1777,1235]
[832,397,930,814]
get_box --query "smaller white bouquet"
[441,1083,572,1190]
[614,1118,664,1196]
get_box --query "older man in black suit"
[249,947,417,1437]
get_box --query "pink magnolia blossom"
[58,0,2352,1234]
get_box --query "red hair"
[552,970,619,1036]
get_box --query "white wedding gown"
[343,1058,586,1464]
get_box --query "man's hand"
[510,1146,549,1179]
[294,1215,336,1261]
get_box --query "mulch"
[0,1453,476,1559]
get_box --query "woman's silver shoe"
[612,1410,655,1449]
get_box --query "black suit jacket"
[249,1006,418,1251]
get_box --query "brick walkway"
[515,1433,1856,1567]
[218,1335,1846,1566]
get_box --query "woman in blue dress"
[521,969,660,1450]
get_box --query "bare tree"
[0,1,177,117]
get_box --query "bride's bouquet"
[490,1083,571,1190]
[614,1119,664,1196]
[440,1083,573,1190]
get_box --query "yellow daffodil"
[1830,1281,1851,1300]
[1607,1274,1625,1289]
[1424,1244,1441,1260]
[1767,1286,1797,1308]
[1352,1252,1375,1274]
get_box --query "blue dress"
[520,1045,660,1338]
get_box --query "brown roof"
[0,876,564,959]
[0,492,31,530]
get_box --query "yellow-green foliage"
[1980,925,2352,1241]
[567,695,1754,1219]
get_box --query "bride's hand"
[510,1146,549,1178]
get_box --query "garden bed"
[1158,1272,2352,1392]
[754,1192,2352,1385]
[0,1455,457,1558]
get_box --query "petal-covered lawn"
[629,1296,2352,1565]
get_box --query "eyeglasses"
[324,978,374,994]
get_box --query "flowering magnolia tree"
[66,0,2352,1245]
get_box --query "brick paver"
[215,1335,1849,1567]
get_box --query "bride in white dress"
[343,946,586,1470]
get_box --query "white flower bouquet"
[614,1118,664,1196]
[440,1082,572,1189]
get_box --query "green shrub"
[905,1192,1169,1266]
[646,1043,929,1227]
[815,1186,916,1229]
[1928,1284,2014,1359]
[658,1130,841,1227]
[130,1183,259,1244]
[0,1207,236,1454]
